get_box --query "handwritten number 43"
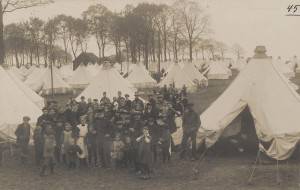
[287,4,300,13]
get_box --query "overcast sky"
[3,0,300,59]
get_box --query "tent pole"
[276,159,281,185]
[192,148,208,180]
[247,149,260,185]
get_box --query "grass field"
[2,70,300,190]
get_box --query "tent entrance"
[213,106,259,156]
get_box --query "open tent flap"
[198,58,300,160]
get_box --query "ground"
[1,70,300,190]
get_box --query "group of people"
[14,84,201,179]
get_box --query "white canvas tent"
[9,67,26,81]
[59,64,74,82]
[197,55,300,160]
[274,58,295,78]
[7,70,45,109]
[232,58,247,71]
[204,61,232,80]
[25,67,72,95]
[77,63,137,101]
[159,63,197,91]
[127,63,157,88]
[68,65,92,89]
[0,66,42,139]
[182,63,208,87]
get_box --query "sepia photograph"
[1,0,300,189]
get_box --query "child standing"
[136,127,152,180]
[61,123,74,166]
[67,140,82,169]
[76,117,89,167]
[110,133,125,169]
[40,125,56,177]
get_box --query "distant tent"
[159,63,197,91]
[198,47,300,160]
[181,63,208,87]
[204,61,232,79]
[0,66,42,140]
[86,63,101,77]
[68,65,92,89]
[59,64,74,82]
[232,58,247,71]
[9,67,26,81]
[73,52,99,70]
[25,67,72,95]
[127,63,157,88]
[274,57,295,78]
[77,62,136,101]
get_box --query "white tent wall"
[68,65,92,89]
[0,67,42,139]
[207,62,232,80]
[77,65,137,101]
[7,71,45,109]
[182,63,208,88]
[159,63,197,92]
[127,64,157,88]
[198,58,300,160]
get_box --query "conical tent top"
[253,46,268,59]
[102,61,113,70]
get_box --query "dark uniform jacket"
[182,110,201,134]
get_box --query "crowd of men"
[14,84,201,179]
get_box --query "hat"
[23,116,31,121]
[134,91,139,96]
[125,94,130,97]
[80,96,85,99]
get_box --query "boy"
[61,123,74,166]
[137,127,152,180]
[111,133,125,169]
[40,125,56,176]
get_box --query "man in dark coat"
[93,109,112,166]
[124,94,132,111]
[78,96,88,116]
[180,103,201,160]
[100,92,111,106]
[15,116,31,164]
[131,92,144,113]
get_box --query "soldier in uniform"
[78,96,88,117]
[15,116,31,164]
[124,94,132,111]
[180,103,201,160]
[131,92,144,114]
[117,91,125,106]
[100,91,111,106]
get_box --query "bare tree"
[83,4,112,59]
[174,0,210,62]
[0,0,53,65]
[215,41,228,60]
[232,43,245,60]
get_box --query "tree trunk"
[15,50,20,67]
[0,7,4,65]
[144,40,149,70]
[174,36,178,61]
[189,37,193,62]
[152,31,155,62]
[157,31,161,73]
[163,28,167,62]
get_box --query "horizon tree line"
[1,0,245,71]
